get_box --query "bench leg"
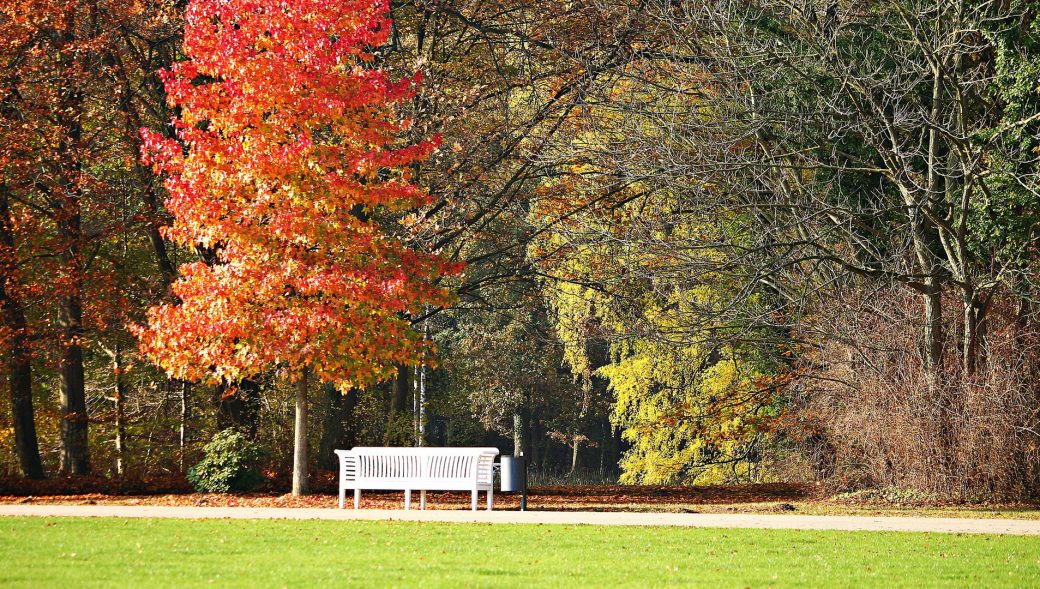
[354,489,360,510]
[420,490,427,510]
[471,490,478,511]
[405,490,411,510]
[339,486,345,509]
[487,489,493,511]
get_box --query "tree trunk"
[58,305,89,474]
[412,364,419,443]
[138,171,177,285]
[7,338,42,479]
[920,277,944,380]
[916,57,946,393]
[58,291,89,475]
[512,412,525,457]
[57,224,89,476]
[417,362,426,446]
[569,438,580,475]
[391,362,409,413]
[598,419,607,475]
[179,380,190,472]
[384,364,410,445]
[115,66,176,286]
[112,346,127,477]
[607,418,622,478]
[961,289,989,377]
[292,369,309,496]
[0,188,43,479]
[56,10,89,477]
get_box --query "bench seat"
[334,447,499,511]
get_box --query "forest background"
[2,0,1040,501]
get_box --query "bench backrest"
[336,447,499,486]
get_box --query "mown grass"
[0,516,1038,588]
[592,501,1040,520]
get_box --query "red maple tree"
[138,0,456,493]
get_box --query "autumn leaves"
[137,0,455,492]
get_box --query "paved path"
[1,504,1039,535]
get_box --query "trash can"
[500,455,526,492]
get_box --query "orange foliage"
[136,0,458,388]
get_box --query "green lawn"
[0,517,1038,588]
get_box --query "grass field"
[1,517,1038,588]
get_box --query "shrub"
[786,287,1040,501]
[187,429,266,493]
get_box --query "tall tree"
[526,0,1040,493]
[138,0,455,495]
[0,0,146,476]
[0,187,42,478]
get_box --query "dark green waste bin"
[500,455,526,492]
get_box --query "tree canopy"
[1,0,1039,501]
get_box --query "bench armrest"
[335,450,357,483]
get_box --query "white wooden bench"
[334,447,500,511]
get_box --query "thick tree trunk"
[920,277,944,381]
[58,288,89,475]
[0,188,43,479]
[292,369,309,496]
[961,289,989,377]
[8,340,42,479]
[54,150,87,476]
[57,201,89,476]
[56,10,89,477]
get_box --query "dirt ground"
[2,476,1039,519]
[0,478,805,510]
